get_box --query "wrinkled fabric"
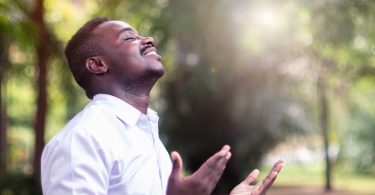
[42,94,172,195]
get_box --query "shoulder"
[43,102,125,159]
[41,103,117,194]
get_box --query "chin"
[150,62,165,77]
[145,66,165,80]
[153,67,165,78]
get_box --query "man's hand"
[230,160,284,195]
[166,145,232,195]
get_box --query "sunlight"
[233,5,285,54]
[260,9,275,27]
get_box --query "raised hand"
[166,145,232,195]
[230,160,284,195]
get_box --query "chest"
[106,123,172,195]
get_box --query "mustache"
[140,45,153,55]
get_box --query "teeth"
[145,51,157,56]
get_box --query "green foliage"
[0,173,41,195]
[302,0,375,175]
[341,77,375,174]
[157,0,310,192]
[2,0,375,193]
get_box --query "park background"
[1,0,375,194]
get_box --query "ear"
[85,56,108,74]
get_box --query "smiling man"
[41,17,283,195]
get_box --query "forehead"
[94,20,137,35]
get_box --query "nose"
[141,36,155,47]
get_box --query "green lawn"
[259,163,375,194]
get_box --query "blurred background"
[1,0,375,194]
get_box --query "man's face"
[93,20,164,84]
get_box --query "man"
[41,17,283,195]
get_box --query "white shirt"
[41,94,172,195]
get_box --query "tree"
[301,0,375,189]
[157,0,307,192]
[30,0,50,181]
[0,25,10,174]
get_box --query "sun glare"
[260,9,275,26]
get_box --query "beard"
[121,67,165,96]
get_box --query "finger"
[193,145,231,187]
[243,169,260,185]
[258,160,284,192]
[170,151,183,179]
[209,145,231,162]
[225,151,232,160]
[205,145,231,170]
[222,145,231,153]
[268,160,284,179]
[273,160,284,173]
[257,171,278,193]
[265,160,284,180]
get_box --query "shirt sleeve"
[41,127,112,195]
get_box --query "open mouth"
[141,46,158,56]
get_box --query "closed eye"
[123,36,138,42]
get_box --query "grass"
[259,163,375,194]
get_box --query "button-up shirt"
[41,94,172,195]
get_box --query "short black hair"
[64,17,109,95]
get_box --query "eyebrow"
[116,27,138,37]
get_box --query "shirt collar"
[92,94,158,126]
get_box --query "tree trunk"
[0,34,9,174]
[317,74,332,191]
[33,43,48,180]
[31,0,49,183]
[0,70,5,174]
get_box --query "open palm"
[167,145,232,195]
[230,160,284,195]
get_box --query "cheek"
[112,47,143,66]
[113,57,147,76]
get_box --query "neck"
[111,90,150,114]
[89,72,162,114]
[90,79,156,114]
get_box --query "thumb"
[170,151,183,179]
